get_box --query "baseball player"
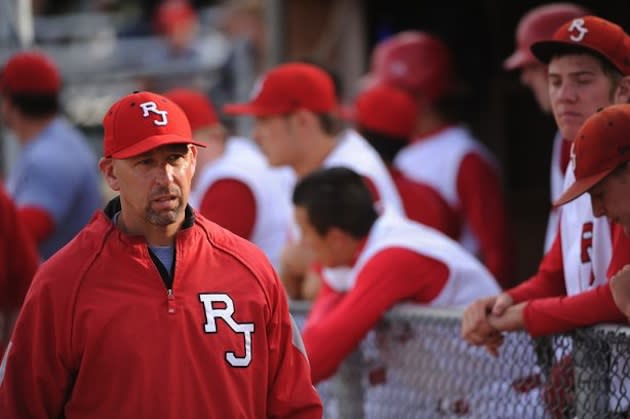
[223,62,404,300]
[0,185,38,359]
[369,31,513,288]
[0,51,102,260]
[164,88,291,269]
[296,167,544,417]
[348,83,459,238]
[462,15,630,416]
[504,3,588,252]
[0,91,322,418]
[552,104,630,319]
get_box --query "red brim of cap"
[503,49,535,70]
[110,134,206,159]
[553,169,613,207]
[531,40,595,64]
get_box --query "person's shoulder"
[195,215,278,282]
[39,211,111,280]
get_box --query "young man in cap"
[0,51,102,260]
[504,2,588,252]
[349,83,458,238]
[462,17,630,394]
[552,104,630,321]
[369,31,513,288]
[165,88,291,269]
[0,91,322,418]
[224,62,404,300]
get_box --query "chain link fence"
[292,301,630,418]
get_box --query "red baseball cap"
[351,84,418,139]
[223,63,336,116]
[531,16,630,76]
[369,31,453,104]
[554,104,630,206]
[1,51,61,95]
[504,3,588,70]
[153,0,197,35]
[103,91,206,159]
[163,88,219,131]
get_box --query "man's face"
[520,62,551,113]
[548,54,617,142]
[252,114,300,168]
[294,206,344,267]
[589,164,630,235]
[101,144,197,229]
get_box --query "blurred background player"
[503,2,588,252]
[0,185,38,358]
[223,62,404,300]
[368,30,513,288]
[347,83,458,238]
[0,51,102,260]
[165,87,291,269]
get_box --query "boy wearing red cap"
[504,3,588,252]
[165,88,292,269]
[552,104,630,320]
[0,51,102,260]
[224,62,404,300]
[349,83,459,238]
[370,31,513,288]
[0,91,322,418]
[462,18,630,407]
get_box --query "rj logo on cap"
[568,18,588,42]
[140,101,169,126]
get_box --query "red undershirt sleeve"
[522,222,629,337]
[18,206,55,245]
[507,226,566,303]
[302,248,448,384]
[199,179,256,239]
[457,153,513,288]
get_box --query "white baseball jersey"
[190,137,292,269]
[544,131,567,252]
[393,124,496,254]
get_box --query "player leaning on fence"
[0,91,322,418]
[461,17,630,414]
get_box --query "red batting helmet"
[504,3,588,70]
[370,31,453,104]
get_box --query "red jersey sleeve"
[18,206,54,245]
[507,227,566,303]
[457,153,513,288]
[521,223,630,337]
[198,179,256,239]
[266,268,323,418]
[302,248,448,384]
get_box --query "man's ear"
[99,157,120,192]
[614,75,630,104]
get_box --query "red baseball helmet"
[504,3,588,70]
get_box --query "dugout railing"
[291,301,630,418]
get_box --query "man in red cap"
[552,104,630,320]
[0,91,322,418]
[0,51,102,260]
[224,62,404,300]
[504,3,588,252]
[462,17,630,416]
[349,83,458,238]
[370,31,513,288]
[165,88,292,269]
